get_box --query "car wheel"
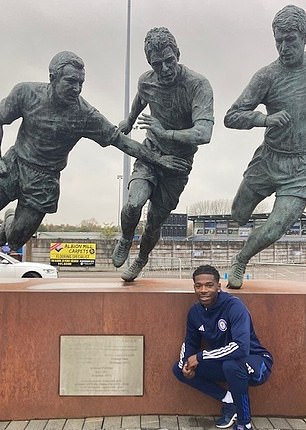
[22,271,42,278]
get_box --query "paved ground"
[1,415,306,430]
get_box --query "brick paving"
[1,415,306,430]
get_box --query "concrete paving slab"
[121,416,141,429]
[63,419,84,430]
[102,417,122,429]
[252,417,274,429]
[159,416,178,429]
[178,416,198,427]
[286,418,306,429]
[44,419,66,430]
[83,418,104,430]
[195,416,216,430]
[140,416,160,429]
[269,417,292,429]
[5,422,29,430]
[25,420,48,430]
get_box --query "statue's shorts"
[129,139,192,216]
[0,148,60,213]
[243,143,306,199]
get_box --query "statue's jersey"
[0,82,119,172]
[225,54,306,154]
[137,64,214,158]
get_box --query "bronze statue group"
[0,6,305,428]
[0,5,305,288]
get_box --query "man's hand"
[119,119,133,135]
[138,114,166,140]
[182,362,196,379]
[182,354,199,379]
[158,154,192,174]
[266,110,291,127]
[186,354,199,370]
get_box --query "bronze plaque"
[60,335,144,396]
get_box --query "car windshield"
[0,253,20,264]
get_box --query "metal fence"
[138,257,306,282]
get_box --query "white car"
[0,251,58,278]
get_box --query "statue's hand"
[138,114,165,140]
[158,155,192,174]
[119,119,133,135]
[266,110,291,127]
[0,158,8,177]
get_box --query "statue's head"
[144,27,180,85]
[272,5,306,36]
[49,51,85,105]
[49,51,85,81]
[144,27,180,63]
[272,5,306,68]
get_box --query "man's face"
[193,273,221,308]
[274,28,305,68]
[53,64,85,105]
[150,46,179,85]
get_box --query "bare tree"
[79,218,100,232]
[189,199,271,216]
[189,199,232,216]
[253,200,271,214]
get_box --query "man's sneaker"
[121,257,148,282]
[227,255,246,289]
[233,424,253,430]
[215,403,237,428]
[112,237,132,268]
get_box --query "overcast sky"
[0,0,305,226]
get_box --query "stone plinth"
[0,277,305,420]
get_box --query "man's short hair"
[144,27,180,64]
[272,4,306,36]
[49,51,85,81]
[192,265,220,283]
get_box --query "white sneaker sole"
[215,413,237,428]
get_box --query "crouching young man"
[172,265,273,430]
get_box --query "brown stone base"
[0,277,305,420]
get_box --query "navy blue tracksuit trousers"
[173,354,272,425]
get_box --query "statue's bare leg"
[121,203,169,281]
[0,190,11,245]
[112,179,152,268]
[5,202,45,250]
[231,181,265,226]
[228,195,306,288]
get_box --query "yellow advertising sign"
[50,242,96,267]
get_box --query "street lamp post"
[117,174,123,228]
[122,0,131,207]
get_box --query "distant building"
[188,213,306,240]
[160,213,188,240]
